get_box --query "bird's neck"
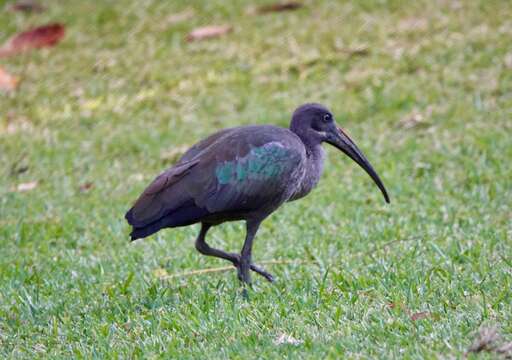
[290,142,325,201]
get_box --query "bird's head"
[290,103,390,203]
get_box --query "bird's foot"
[249,264,274,282]
[232,256,274,283]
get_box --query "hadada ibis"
[125,103,389,284]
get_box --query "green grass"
[1,0,511,358]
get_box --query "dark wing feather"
[125,159,199,228]
[181,126,305,213]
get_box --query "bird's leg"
[238,220,261,284]
[195,223,273,282]
[195,223,240,264]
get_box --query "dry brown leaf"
[186,25,232,42]
[0,23,65,58]
[387,302,437,322]
[8,1,45,13]
[410,311,431,321]
[16,181,38,192]
[257,2,303,14]
[79,182,94,192]
[0,67,18,91]
[397,111,431,130]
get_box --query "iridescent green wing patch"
[215,142,297,185]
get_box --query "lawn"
[1,0,511,358]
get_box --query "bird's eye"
[323,114,331,122]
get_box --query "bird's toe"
[264,272,275,283]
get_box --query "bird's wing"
[126,159,199,227]
[127,128,239,228]
[126,126,304,228]
[182,129,305,214]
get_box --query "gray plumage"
[125,103,389,285]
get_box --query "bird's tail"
[125,201,210,241]
[125,208,150,241]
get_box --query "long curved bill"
[326,127,390,203]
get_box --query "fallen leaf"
[387,302,438,322]
[16,181,38,192]
[397,111,431,130]
[256,2,303,14]
[274,333,303,346]
[410,311,431,321]
[0,23,65,58]
[8,1,45,13]
[0,67,18,91]
[79,182,94,192]
[186,25,232,42]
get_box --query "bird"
[125,103,390,284]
